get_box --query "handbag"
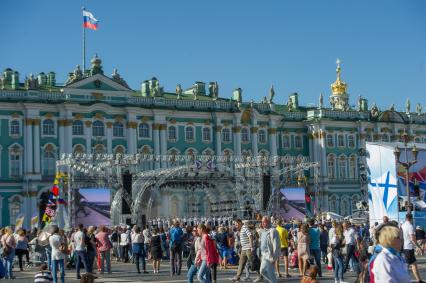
[60,243,69,255]
[1,246,9,258]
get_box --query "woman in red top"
[205,227,220,283]
[95,225,112,274]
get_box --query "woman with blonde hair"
[297,223,310,277]
[371,224,410,283]
[1,226,16,279]
[331,224,347,283]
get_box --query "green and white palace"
[1,56,425,227]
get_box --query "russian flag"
[83,10,99,30]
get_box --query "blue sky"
[79,188,110,203]
[1,0,425,109]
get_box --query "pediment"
[65,74,131,92]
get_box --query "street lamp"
[394,132,418,213]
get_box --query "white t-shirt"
[344,228,356,245]
[73,231,85,251]
[372,247,410,283]
[402,221,415,250]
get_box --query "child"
[302,265,319,283]
[34,263,53,283]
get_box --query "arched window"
[73,144,85,155]
[351,194,361,212]
[72,120,84,136]
[113,122,124,137]
[42,144,56,176]
[282,135,290,148]
[202,127,211,142]
[258,129,266,144]
[365,134,372,142]
[223,149,232,162]
[381,134,390,142]
[295,135,303,148]
[327,154,336,179]
[92,120,105,137]
[10,120,20,136]
[9,196,22,225]
[349,155,357,179]
[186,149,196,162]
[168,126,177,140]
[9,145,22,177]
[114,145,125,154]
[241,128,250,143]
[348,135,355,148]
[185,126,195,141]
[139,123,150,138]
[341,197,350,216]
[94,144,105,154]
[338,155,347,180]
[326,134,334,148]
[337,134,345,147]
[329,195,338,213]
[42,119,55,135]
[222,128,231,142]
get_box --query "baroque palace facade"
[1,56,426,227]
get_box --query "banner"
[366,143,399,223]
[15,215,24,232]
[75,188,111,227]
[30,214,39,229]
[273,187,307,221]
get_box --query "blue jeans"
[45,246,52,270]
[76,250,89,277]
[87,250,96,273]
[99,250,111,273]
[187,263,198,283]
[3,248,15,279]
[333,256,344,281]
[134,248,146,273]
[52,259,65,283]
[309,248,322,276]
[197,260,211,283]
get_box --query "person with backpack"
[1,227,16,279]
[370,223,410,283]
[258,216,281,283]
[170,219,183,276]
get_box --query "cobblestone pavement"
[3,256,426,282]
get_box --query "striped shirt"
[240,225,252,251]
[34,271,53,282]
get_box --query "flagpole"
[82,7,86,71]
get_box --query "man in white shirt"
[343,221,359,274]
[401,213,424,283]
[73,223,89,279]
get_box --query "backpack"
[171,228,183,250]
[110,231,118,242]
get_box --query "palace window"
[94,144,106,154]
[349,155,357,179]
[185,126,195,141]
[113,122,124,137]
[72,120,84,136]
[282,135,290,149]
[351,194,361,212]
[114,145,125,155]
[348,135,355,148]
[168,126,177,141]
[337,134,345,147]
[9,196,22,225]
[9,145,22,177]
[329,195,338,213]
[327,154,336,179]
[382,134,390,142]
[340,197,350,216]
[365,134,372,142]
[241,128,250,143]
[10,120,20,136]
[295,135,303,148]
[139,123,150,138]
[42,119,55,135]
[222,128,231,142]
[258,129,266,144]
[326,134,334,148]
[338,155,347,180]
[92,120,105,137]
[202,127,211,142]
[42,145,56,176]
[73,144,85,155]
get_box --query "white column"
[126,122,137,154]
[269,129,277,157]
[233,126,241,157]
[251,127,258,156]
[59,120,65,154]
[85,121,92,154]
[64,120,72,153]
[215,125,222,155]
[33,120,41,174]
[24,119,33,173]
[160,124,167,168]
[106,123,113,154]
[153,124,160,169]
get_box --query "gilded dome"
[330,58,347,95]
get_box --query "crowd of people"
[0,213,425,283]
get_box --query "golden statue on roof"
[331,58,348,95]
